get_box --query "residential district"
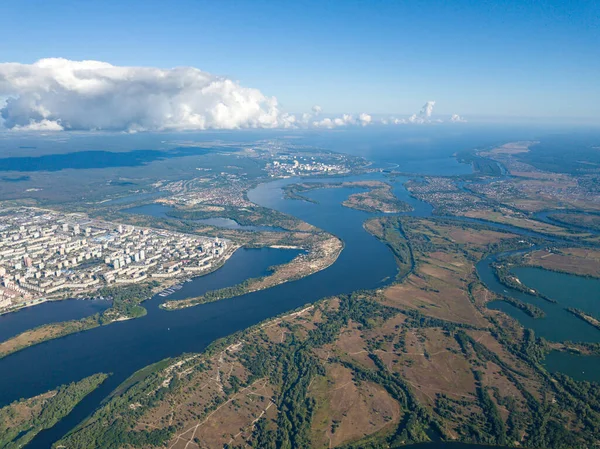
[0,207,231,313]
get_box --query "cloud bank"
[0,58,296,132]
[0,59,465,131]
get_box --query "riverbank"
[566,308,600,331]
[0,246,240,359]
[161,235,343,310]
[0,373,108,448]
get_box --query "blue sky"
[1,0,599,121]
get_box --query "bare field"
[383,254,486,327]
[395,328,477,405]
[522,247,600,277]
[380,218,516,327]
[463,209,587,237]
[484,141,535,155]
[448,228,515,245]
[309,363,401,448]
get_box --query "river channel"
[0,171,598,447]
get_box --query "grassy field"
[463,209,591,238]
[522,247,600,278]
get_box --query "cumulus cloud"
[381,101,464,125]
[0,58,299,132]
[358,112,372,126]
[389,117,408,125]
[312,112,372,128]
[0,59,463,132]
[301,105,324,123]
[11,119,65,132]
[408,100,436,124]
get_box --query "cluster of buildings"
[468,180,526,204]
[161,174,255,207]
[266,156,351,177]
[406,177,460,194]
[406,177,488,215]
[0,208,230,312]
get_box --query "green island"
[566,308,600,331]
[547,213,600,233]
[284,180,413,213]
[0,373,108,448]
[491,262,557,303]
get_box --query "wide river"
[0,172,598,448]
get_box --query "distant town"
[265,155,353,177]
[0,207,231,313]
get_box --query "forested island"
[0,373,108,448]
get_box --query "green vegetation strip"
[0,373,108,449]
[0,282,159,359]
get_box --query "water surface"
[481,262,600,344]
[544,351,600,382]
[0,299,111,343]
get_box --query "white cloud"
[0,58,297,132]
[11,119,65,132]
[312,118,335,129]
[358,112,372,126]
[301,105,324,124]
[312,113,373,128]
[382,101,464,125]
[408,100,436,124]
[0,59,463,132]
